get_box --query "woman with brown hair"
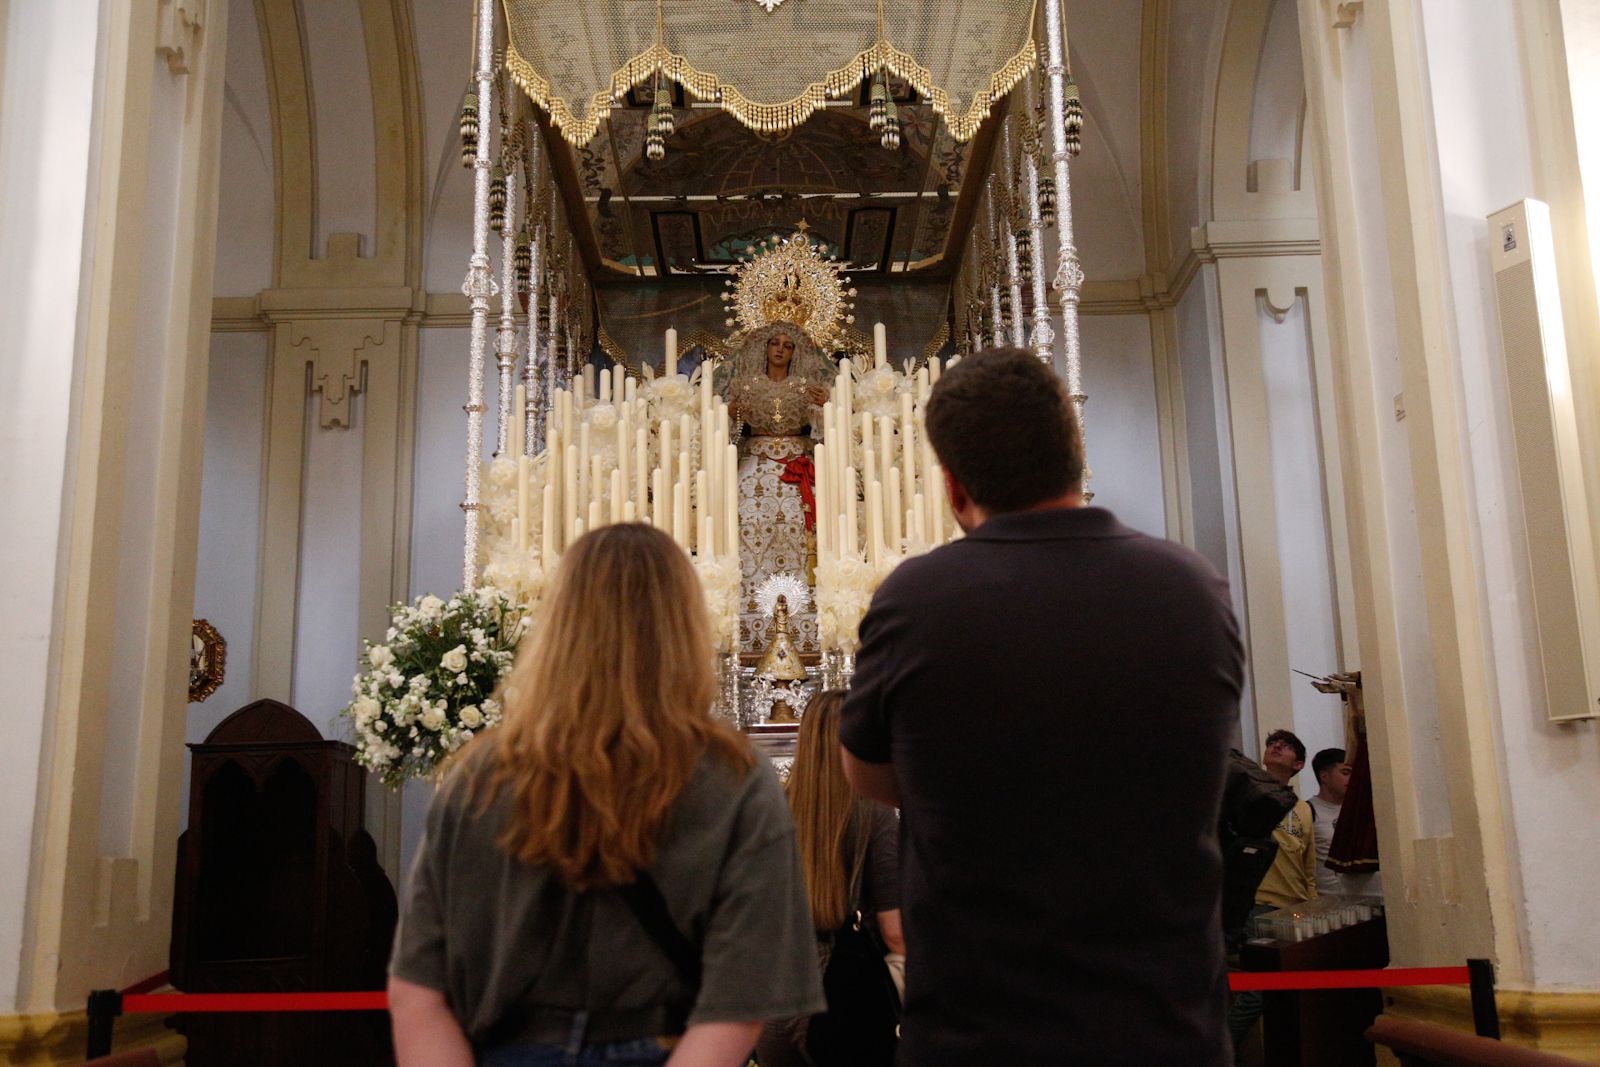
[756,690,904,1067]
[388,524,823,1067]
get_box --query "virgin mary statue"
[718,321,833,655]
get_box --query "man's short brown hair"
[924,347,1084,512]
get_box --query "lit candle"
[542,484,556,570]
[874,322,887,367]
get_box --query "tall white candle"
[725,443,738,558]
[564,444,579,545]
[624,375,637,405]
[613,364,625,407]
[590,454,604,520]
[542,484,556,570]
[900,392,916,519]
[700,515,714,561]
[588,499,601,532]
[930,356,942,385]
[673,481,687,548]
[844,466,859,556]
[599,369,611,404]
[873,322,887,367]
[660,419,674,487]
[665,327,678,375]
[913,492,927,547]
[581,364,595,406]
[610,469,623,525]
[695,469,709,555]
[886,466,902,549]
[578,421,592,511]
[635,428,649,513]
[815,442,830,561]
[652,467,666,528]
[513,383,527,460]
[867,478,884,568]
[517,454,531,553]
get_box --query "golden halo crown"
[722,221,857,348]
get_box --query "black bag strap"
[618,872,703,990]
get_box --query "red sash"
[779,456,817,531]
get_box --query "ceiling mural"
[565,78,981,282]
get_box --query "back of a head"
[485,523,752,889]
[788,689,863,930]
[924,346,1084,512]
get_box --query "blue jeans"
[479,1037,670,1067]
[480,1011,672,1067]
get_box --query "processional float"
[344,0,1091,779]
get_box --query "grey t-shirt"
[391,742,825,1044]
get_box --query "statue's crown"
[722,221,856,347]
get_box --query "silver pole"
[1022,74,1053,363]
[494,137,520,458]
[461,0,499,590]
[984,178,1004,350]
[1000,116,1026,350]
[1043,0,1086,443]
[522,124,545,454]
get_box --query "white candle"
[564,444,579,545]
[624,376,637,405]
[517,454,531,553]
[611,469,623,526]
[513,383,527,459]
[930,356,942,385]
[878,415,895,485]
[695,469,709,554]
[873,322,887,367]
[590,455,604,521]
[886,467,902,549]
[542,484,556,570]
[673,480,687,548]
[582,364,595,406]
[588,499,601,532]
[578,421,592,511]
[635,427,649,512]
[665,327,678,374]
[913,492,927,547]
[624,499,636,522]
[700,515,714,561]
[652,467,666,528]
[725,443,739,558]
[844,466,859,556]
[616,407,629,492]
[900,392,916,519]
[599,369,611,404]
[815,442,830,561]
[916,365,930,403]
[867,478,884,568]
[660,419,674,487]
[613,364,625,407]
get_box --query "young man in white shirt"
[1307,748,1350,896]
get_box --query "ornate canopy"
[501,0,1039,146]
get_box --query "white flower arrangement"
[694,554,742,652]
[855,364,906,420]
[647,373,696,424]
[343,587,528,787]
[814,554,879,652]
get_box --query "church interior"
[4,0,1600,1062]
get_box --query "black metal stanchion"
[85,988,123,1059]
[1467,958,1500,1039]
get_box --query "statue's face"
[766,332,796,373]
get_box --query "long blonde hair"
[475,523,753,890]
[787,689,870,930]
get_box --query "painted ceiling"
[561,77,987,282]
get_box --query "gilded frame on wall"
[189,618,226,703]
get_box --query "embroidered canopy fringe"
[500,0,1040,147]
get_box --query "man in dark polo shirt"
[840,347,1244,1065]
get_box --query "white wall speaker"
[1487,198,1600,722]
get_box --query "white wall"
[187,332,268,777]
[213,0,273,298]
[1258,294,1342,760]
[0,0,102,1011]
[1420,0,1600,987]
[1077,314,1166,537]
[301,0,377,251]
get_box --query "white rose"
[440,645,469,673]
[419,705,447,731]
[368,644,394,669]
[416,594,445,619]
[459,704,484,728]
[353,696,381,725]
[373,719,388,733]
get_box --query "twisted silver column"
[461,0,499,590]
[983,178,1004,350]
[494,138,520,458]
[1022,73,1053,363]
[1043,0,1086,442]
[1000,117,1026,350]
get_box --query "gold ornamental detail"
[721,222,856,349]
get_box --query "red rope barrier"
[122,991,389,1014]
[112,967,1473,1014]
[119,970,170,996]
[1228,966,1471,992]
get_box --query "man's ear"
[943,468,970,513]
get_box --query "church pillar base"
[1382,987,1600,1064]
[0,1009,185,1066]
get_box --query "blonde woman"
[756,690,904,1067]
[389,524,823,1067]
